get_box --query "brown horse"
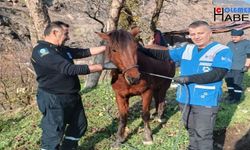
[97,29,175,147]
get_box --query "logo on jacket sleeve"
[221,56,232,62]
[39,48,49,57]
[202,66,211,72]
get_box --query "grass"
[79,83,188,150]
[216,72,250,129]
[0,72,249,150]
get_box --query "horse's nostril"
[127,76,133,84]
[125,74,141,85]
[133,74,140,83]
[127,76,139,85]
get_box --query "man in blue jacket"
[139,20,233,150]
[225,29,250,103]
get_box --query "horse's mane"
[108,29,134,50]
[144,44,168,50]
[153,30,167,46]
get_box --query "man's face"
[188,25,212,49]
[54,26,70,46]
[231,36,242,43]
[62,26,70,43]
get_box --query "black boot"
[61,139,78,150]
[232,91,242,104]
[224,92,234,102]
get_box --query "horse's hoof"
[111,142,121,149]
[142,140,153,145]
[143,134,153,145]
[156,117,163,123]
[154,116,165,123]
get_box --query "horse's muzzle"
[125,73,141,85]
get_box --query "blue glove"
[103,62,117,70]
[173,76,189,84]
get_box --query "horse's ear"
[130,26,141,37]
[95,32,110,42]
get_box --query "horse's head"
[96,29,140,85]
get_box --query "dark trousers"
[179,104,219,150]
[36,89,88,150]
[225,70,244,101]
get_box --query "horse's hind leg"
[141,89,153,145]
[153,87,167,123]
[112,95,129,148]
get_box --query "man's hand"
[103,62,117,70]
[241,66,248,73]
[89,46,106,55]
[88,64,103,73]
[147,36,155,45]
[173,76,189,84]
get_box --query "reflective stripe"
[205,106,212,108]
[31,57,36,63]
[234,90,243,93]
[182,44,195,60]
[194,85,216,90]
[200,44,228,61]
[228,87,234,89]
[33,43,39,48]
[199,62,212,66]
[41,149,47,150]
[64,136,80,141]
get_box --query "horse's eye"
[112,49,117,52]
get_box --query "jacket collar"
[38,40,59,49]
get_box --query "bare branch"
[84,0,109,32]
[150,0,164,31]
[84,11,105,32]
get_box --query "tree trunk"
[83,51,105,89]
[25,0,50,46]
[150,0,164,31]
[84,0,125,89]
[107,0,126,31]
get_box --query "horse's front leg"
[113,94,129,147]
[141,89,153,145]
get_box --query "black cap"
[231,29,244,36]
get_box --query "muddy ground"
[214,123,250,150]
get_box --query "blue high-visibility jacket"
[169,42,233,106]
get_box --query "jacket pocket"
[193,85,217,106]
[36,90,46,115]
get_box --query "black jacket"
[31,41,91,94]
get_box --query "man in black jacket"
[31,21,106,150]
